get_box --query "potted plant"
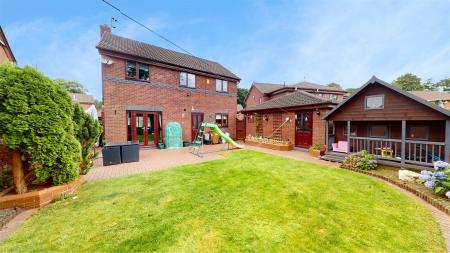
[308,144,324,157]
[157,142,165,149]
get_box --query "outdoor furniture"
[102,144,122,166]
[332,141,348,153]
[375,147,393,158]
[121,143,139,163]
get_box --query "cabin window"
[126,61,137,78]
[407,125,429,140]
[215,79,228,92]
[343,125,357,137]
[369,125,388,138]
[328,121,335,135]
[180,72,196,88]
[215,113,228,127]
[365,95,384,110]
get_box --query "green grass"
[0,150,446,252]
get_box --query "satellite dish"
[100,55,113,65]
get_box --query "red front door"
[295,111,313,148]
[129,111,159,146]
[191,112,204,141]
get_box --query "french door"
[127,111,159,146]
[191,112,204,141]
[295,111,313,148]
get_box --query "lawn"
[0,150,446,252]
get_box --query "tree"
[0,63,81,193]
[435,78,450,91]
[72,105,101,175]
[327,82,342,90]
[237,88,249,107]
[422,78,435,91]
[54,78,87,94]
[392,73,424,91]
[94,99,103,110]
[345,88,358,94]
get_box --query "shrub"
[309,144,322,150]
[419,161,450,198]
[72,105,101,175]
[342,150,377,170]
[0,63,81,187]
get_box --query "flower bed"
[245,136,293,151]
[0,176,84,210]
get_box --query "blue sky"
[1,0,450,99]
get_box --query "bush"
[342,150,377,170]
[0,63,81,186]
[72,104,101,175]
[419,161,450,198]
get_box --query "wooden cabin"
[323,76,450,169]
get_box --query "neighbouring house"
[69,93,99,120]
[0,25,16,65]
[410,91,450,109]
[244,81,347,108]
[323,76,450,169]
[243,91,339,148]
[96,25,240,146]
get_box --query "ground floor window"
[369,125,388,138]
[343,124,357,137]
[407,125,428,140]
[215,113,228,127]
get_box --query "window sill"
[180,85,196,89]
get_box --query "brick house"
[243,82,346,148]
[0,25,16,65]
[409,91,450,110]
[96,25,240,146]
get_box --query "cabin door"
[295,111,313,148]
[191,112,204,141]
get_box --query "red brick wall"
[312,109,328,146]
[245,87,270,108]
[0,47,10,64]
[102,56,237,143]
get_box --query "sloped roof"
[97,32,240,80]
[69,93,94,104]
[323,76,450,119]
[409,91,450,102]
[244,90,333,112]
[291,81,343,91]
[252,82,286,93]
[0,25,16,64]
[252,81,344,95]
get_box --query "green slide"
[201,122,244,149]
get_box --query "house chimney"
[100,24,111,36]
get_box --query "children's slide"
[201,122,244,149]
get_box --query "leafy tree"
[422,78,435,91]
[392,73,424,91]
[72,105,101,175]
[54,78,87,94]
[94,99,103,110]
[345,88,358,94]
[0,63,81,193]
[237,87,249,107]
[327,82,342,90]
[435,78,450,91]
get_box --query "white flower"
[446,191,450,199]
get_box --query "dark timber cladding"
[322,76,450,166]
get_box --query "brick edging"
[339,167,450,216]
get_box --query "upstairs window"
[215,79,228,92]
[180,72,196,88]
[127,61,150,81]
[138,63,149,81]
[365,95,384,110]
[126,61,136,79]
[259,97,262,104]
[330,94,337,100]
[215,113,228,127]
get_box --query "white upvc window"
[180,72,196,88]
[215,79,228,92]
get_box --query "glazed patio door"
[191,112,204,141]
[129,111,159,146]
[295,111,313,148]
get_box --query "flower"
[434,161,450,171]
[424,180,437,189]
[433,172,446,180]
[446,191,450,199]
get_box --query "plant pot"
[157,143,165,149]
[309,149,322,157]
[183,141,191,147]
